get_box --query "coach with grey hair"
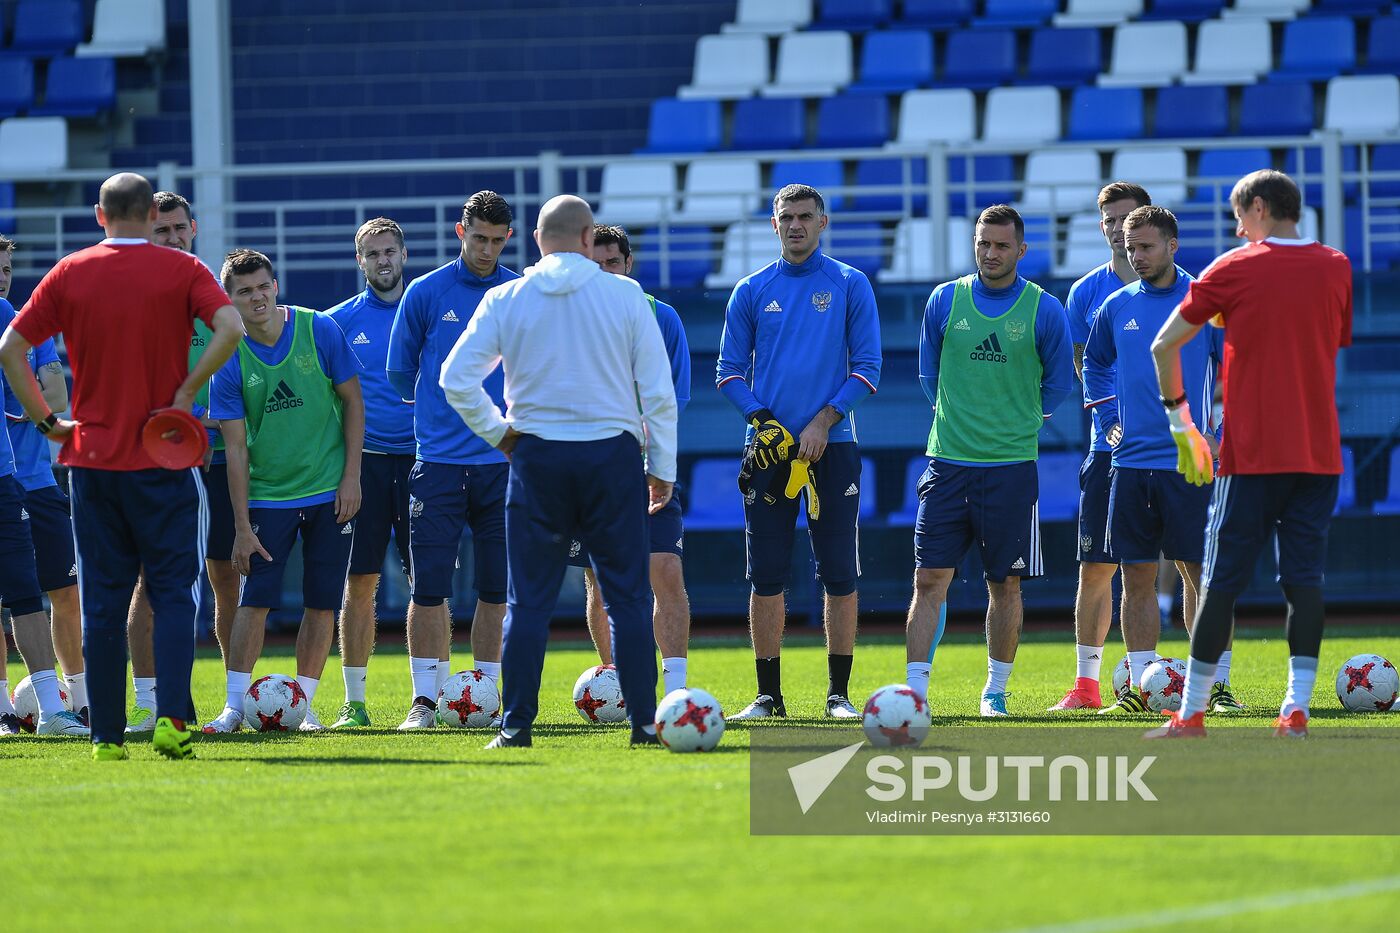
[441,194,678,748]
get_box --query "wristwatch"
[35,412,58,435]
[1159,392,1187,410]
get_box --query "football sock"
[409,657,437,702]
[827,653,853,698]
[30,669,63,717]
[905,662,931,700]
[755,656,782,702]
[1126,650,1158,692]
[343,666,367,704]
[64,672,88,710]
[984,658,1013,697]
[296,675,319,704]
[1281,656,1318,718]
[0,679,12,715]
[475,660,502,686]
[1282,584,1325,659]
[636,724,657,736]
[1215,650,1232,686]
[1179,657,1217,719]
[227,671,251,712]
[133,676,157,711]
[436,659,451,696]
[1075,644,1103,682]
[661,657,687,694]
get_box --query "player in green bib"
[202,249,365,734]
[904,205,1076,717]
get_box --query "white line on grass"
[999,875,1400,933]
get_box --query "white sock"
[984,658,1013,697]
[30,669,64,717]
[409,657,437,701]
[343,666,367,704]
[436,659,451,695]
[1127,650,1158,692]
[296,675,319,704]
[133,676,157,711]
[64,672,88,710]
[1281,656,1318,718]
[638,723,656,736]
[227,670,252,711]
[0,680,13,715]
[475,660,501,686]
[1075,644,1103,681]
[661,657,688,694]
[1215,650,1232,685]
[906,662,931,700]
[1179,657,1218,718]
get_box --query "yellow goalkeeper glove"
[748,409,794,471]
[1168,402,1214,486]
[784,458,820,520]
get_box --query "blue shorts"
[1077,450,1114,564]
[1107,466,1213,564]
[745,441,861,597]
[0,475,43,616]
[350,451,413,576]
[914,459,1043,582]
[24,484,76,593]
[241,502,354,611]
[407,460,508,606]
[200,461,236,562]
[1203,473,1339,595]
[568,483,684,568]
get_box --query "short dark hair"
[1230,169,1302,223]
[1123,205,1178,241]
[1097,182,1151,211]
[0,234,14,254]
[773,184,824,216]
[220,248,275,292]
[462,190,512,228]
[976,204,1024,242]
[592,224,631,260]
[153,190,193,220]
[355,217,404,254]
[99,173,154,222]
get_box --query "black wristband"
[1160,392,1188,410]
[35,412,57,435]
[750,408,775,426]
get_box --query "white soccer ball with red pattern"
[572,664,626,724]
[1336,653,1399,712]
[437,669,501,728]
[242,674,307,732]
[654,687,725,752]
[1111,657,1132,697]
[862,684,932,748]
[1139,658,1187,713]
[10,674,71,731]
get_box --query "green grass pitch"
[7,627,1400,931]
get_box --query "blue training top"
[652,296,691,413]
[1066,261,1129,454]
[326,287,415,455]
[0,298,32,480]
[3,329,61,490]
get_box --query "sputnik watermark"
[864,753,1157,803]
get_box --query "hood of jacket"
[525,251,600,295]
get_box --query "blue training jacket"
[1066,261,1130,454]
[326,287,415,455]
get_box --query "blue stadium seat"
[814,0,892,30]
[641,99,721,154]
[888,455,930,526]
[948,154,1016,215]
[1067,86,1144,141]
[1370,144,1400,199]
[1345,205,1400,270]
[1141,0,1225,21]
[684,459,746,531]
[815,94,890,149]
[0,59,34,118]
[827,222,885,281]
[1238,83,1315,137]
[1192,148,1274,203]
[33,57,116,117]
[1316,0,1391,14]
[850,30,934,93]
[975,0,1057,28]
[730,97,804,151]
[853,157,928,215]
[1154,85,1229,138]
[942,29,1016,91]
[901,0,975,27]
[0,182,15,235]
[1335,445,1356,515]
[1019,216,1053,281]
[1374,447,1400,515]
[1282,145,1360,202]
[632,226,714,291]
[770,159,845,212]
[1025,28,1101,88]
[1362,17,1400,75]
[1174,205,1234,275]
[1036,452,1082,522]
[1275,17,1356,82]
[9,0,83,56]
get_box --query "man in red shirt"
[1147,169,1352,739]
[0,173,242,760]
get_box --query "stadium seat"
[1025,28,1102,88]
[1057,212,1109,277]
[888,455,932,525]
[1361,17,1400,75]
[1223,0,1311,20]
[1141,0,1225,21]
[1066,86,1144,141]
[1334,445,1356,515]
[1182,17,1273,85]
[879,216,973,283]
[769,158,845,212]
[723,0,813,35]
[1275,16,1356,81]
[1099,21,1188,87]
[975,0,1058,28]
[1036,452,1083,521]
[816,94,890,149]
[1324,75,1400,137]
[1020,149,1102,214]
[9,0,83,56]
[982,86,1061,144]
[676,158,762,224]
[1368,145,1400,199]
[900,0,974,27]
[598,160,677,227]
[1373,447,1400,516]
[1346,205,1400,270]
[1154,85,1229,138]
[731,97,805,151]
[77,0,166,58]
[631,226,715,291]
[1192,148,1274,204]
[850,30,934,94]
[1238,82,1315,137]
[0,59,34,119]
[942,29,1016,91]
[33,57,116,117]
[826,222,885,280]
[1055,0,1144,27]
[677,34,768,100]
[1019,215,1054,279]
[1109,147,1188,206]
[762,31,853,98]
[814,0,892,30]
[0,182,15,235]
[1282,144,1360,202]
[641,99,721,153]
[1174,205,1235,275]
[684,459,747,530]
[0,117,67,172]
[894,88,977,148]
[948,154,1017,214]
[852,157,928,215]
[706,221,777,289]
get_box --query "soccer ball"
[862,684,932,748]
[437,670,501,728]
[1111,657,1132,697]
[1139,658,1187,713]
[10,674,71,731]
[1336,654,1399,712]
[654,687,725,752]
[573,664,627,724]
[242,674,308,732]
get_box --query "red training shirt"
[11,239,230,471]
[1177,238,1352,476]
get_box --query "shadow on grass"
[211,754,541,766]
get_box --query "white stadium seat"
[892,88,976,148]
[1019,148,1102,214]
[1099,21,1188,87]
[1183,18,1273,86]
[1054,0,1143,28]
[0,117,68,173]
[761,31,852,98]
[678,34,768,100]
[722,0,812,36]
[1057,212,1107,278]
[1324,75,1400,137]
[77,0,166,58]
[1224,0,1311,21]
[597,160,677,227]
[1109,146,1188,207]
[879,217,973,284]
[982,86,1062,144]
[675,158,762,223]
[706,221,777,288]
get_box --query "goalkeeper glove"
[1167,402,1214,487]
[748,409,794,470]
[784,458,820,521]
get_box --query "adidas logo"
[675,537,684,550]
[953,319,971,331]
[1124,318,1139,331]
[264,379,305,414]
[441,309,460,322]
[19,508,28,520]
[68,564,77,577]
[1011,557,1026,570]
[341,523,354,535]
[246,372,264,388]
[763,300,783,314]
[843,484,858,497]
[353,332,371,345]
[969,333,1007,363]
